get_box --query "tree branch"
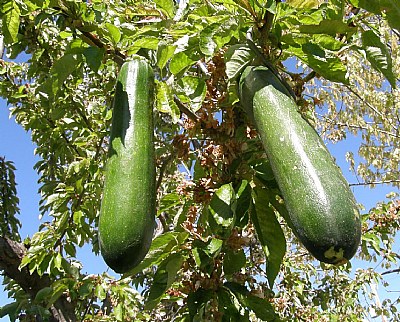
[381,268,400,276]
[349,179,400,187]
[0,236,76,321]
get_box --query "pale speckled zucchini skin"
[99,57,156,273]
[239,65,361,264]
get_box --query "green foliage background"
[0,0,399,321]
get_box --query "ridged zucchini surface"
[99,57,156,273]
[239,65,361,264]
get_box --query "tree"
[0,0,399,321]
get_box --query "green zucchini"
[239,65,361,264]
[99,57,156,273]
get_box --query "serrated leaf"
[199,17,238,56]
[50,54,80,96]
[127,231,187,275]
[169,51,196,75]
[252,188,286,288]
[154,0,175,18]
[155,81,180,123]
[299,19,356,36]
[1,1,20,44]
[286,42,349,84]
[105,23,121,44]
[157,42,176,70]
[225,44,256,81]
[176,76,206,112]
[361,29,396,88]
[209,183,236,231]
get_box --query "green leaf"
[299,20,356,36]
[224,282,277,321]
[176,76,206,113]
[0,302,19,320]
[158,192,181,214]
[217,288,248,321]
[286,0,323,9]
[155,80,180,123]
[145,253,185,309]
[154,0,175,18]
[252,188,286,288]
[127,231,188,275]
[130,37,159,53]
[235,180,252,227]
[34,287,52,303]
[83,46,105,73]
[225,44,256,81]
[49,54,80,96]
[223,248,246,275]
[199,17,238,56]
[105,23,121,44]
[249,159,276,184]
[312,34,346,51]
[208,183,236,237]
[157,41,176,70]
[361,29,396,88]
[348,0,400,32]
[192,238,223,272]
[169,51,196,75]
[1,1,20,44]
[286,42,349,84]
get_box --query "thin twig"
[382,268,400,276]
[349,179,400,187]
[334,121,400,139]
[345,85,398,132]
[173,95,199,122]
[156,154,173,191]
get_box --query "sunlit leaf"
[155,80,180,123]
[176,76,206,112]
[225,44,255,81]
[286,0,324,9]
[105,23,121,44]
[299,20,356,36]
[1,1,20,44]
[156,41,176,70]
[154,0,175,18]
[286,42,349,84]
[361,29,396,88]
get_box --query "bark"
[0,236,76,321]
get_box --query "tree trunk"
[0,236,76,321]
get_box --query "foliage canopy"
[0,0,399,321]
